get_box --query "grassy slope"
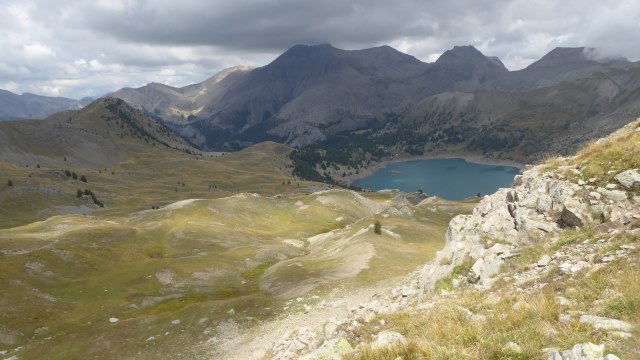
[0,98,310,229]
[0,99,480,358]
[0,178,475,358]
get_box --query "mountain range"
[3,44,640,163]
[0,90,93,120]
[107,44,639,158]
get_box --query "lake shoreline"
[343,152,525,186]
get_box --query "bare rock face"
[561,199,588,228]
[421,164,591,291]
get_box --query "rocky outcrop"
[421,166,590,291]
[271,327,321,360]
[269,122,640,359]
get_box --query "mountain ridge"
[0,90,93,120]
[106,43,640,153]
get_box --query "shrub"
[145,244,166,259]
[76,189,83,198]
[80,175,87,183]
[374,220,382,235]
[7,179,13,187]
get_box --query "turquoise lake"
[353,158,520,200]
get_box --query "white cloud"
[1,81,20,93]
[37,84,61,96]
[23,43,56,58]
[6,3,34,28]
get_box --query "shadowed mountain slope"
[109,44,638,154]
[0,90,93,120]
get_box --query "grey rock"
[589,191,602,200]
[547,342,605,360]
[561,200,586,227]
[608,331,633,339]
[537,194,553,213]
[537,254,552,267]
[322,320,340,339]
[471,254,504,286]
[299,338,354,360]
[466,269,480,284]
[579,315,635,332]
[457,306,474,320]
[614,169,640,190]
[371,331,407,350]
[547,351,563,360]
[597,188,628,201]
[556,296,574,306]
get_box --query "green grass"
[0,186,472,359]
[566,119,640,191]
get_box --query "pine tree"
[374,220,381,235]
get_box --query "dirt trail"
[201,278,401,359]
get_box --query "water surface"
[354,158,520,200]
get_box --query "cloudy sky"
[1,0,638,99]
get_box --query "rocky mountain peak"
[436,45,507,71]
[275,43,339,62]
[527,47,590,68]
[525,46,628,69]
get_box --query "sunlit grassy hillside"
[0,186,475,359]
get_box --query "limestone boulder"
[371,331,407,350]
[579,315,635,332]
[597,188,628,201]
[614,169,640,190]
[547,343,604,360]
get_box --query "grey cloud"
[1,0,639,98]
